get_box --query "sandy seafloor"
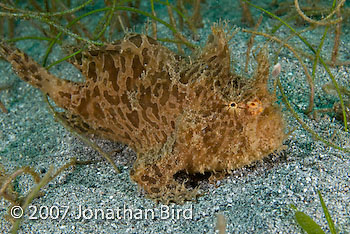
[0,0,349,233]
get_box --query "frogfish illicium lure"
[0,26,285,203]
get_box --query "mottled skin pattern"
[0,26,285,203]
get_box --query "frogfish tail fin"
[0,41,79,110]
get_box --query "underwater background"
[0,0,349,233]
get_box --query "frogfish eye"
[230,102,236,108]
[226,101,239,114]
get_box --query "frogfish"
[0,26,285,203]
